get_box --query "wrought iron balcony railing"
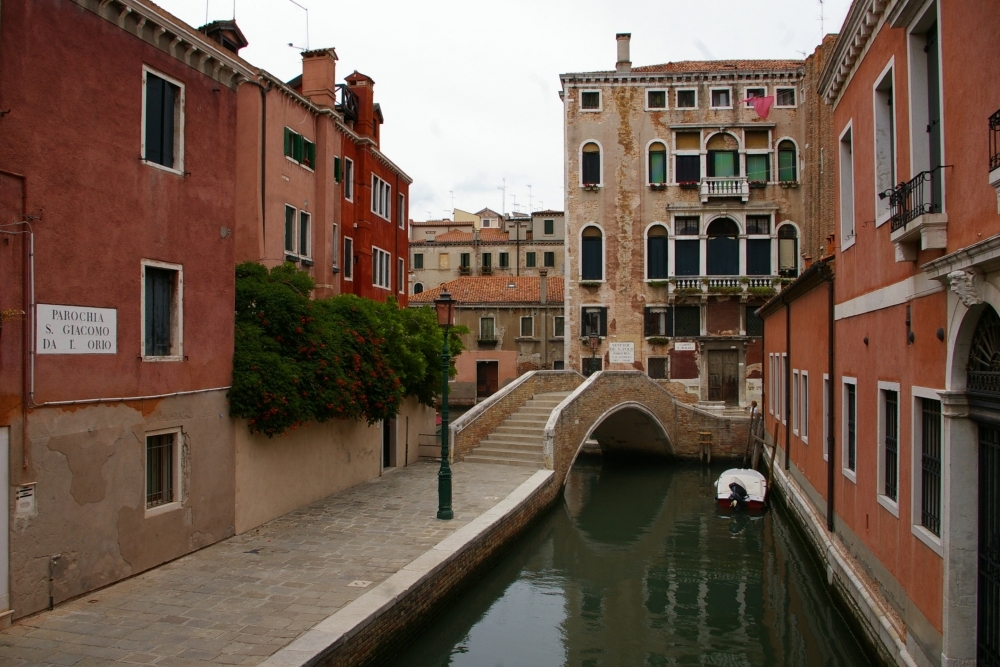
[991,108,1000,172]
[336,84,359,122]
[888,168,941,232]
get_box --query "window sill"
[710,106,734,110]
[285,254,300,263]
[842,467,857,484]
[876,494,900,518]
[141,159,184,177]
[581,185,602,191]
[301,258,314,267]
[142,355,184,363]
[911,523,943,557]
[515,337,539,342]
[648,183,667,190]
[841,235,856,252]
[284,156,315,172]
[145,501,182,518]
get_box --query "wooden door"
[477,361,499,398]
[708,350,739,405]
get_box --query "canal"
[387,458,877,667]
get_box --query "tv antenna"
[497,179,506,215]
[527,184,532,214]
[819,0,825,37]
[287,0,309,51]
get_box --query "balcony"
[990,108,1000,213]
[480,266,493,276]
[700,177,749,203]
[887,169,947,262]
[459,265,471,275]
[664,276,785,299]
[335,84,359,123]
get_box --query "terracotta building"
[410,274,565,407]
[760,0,1000,664]
[559,34,834,408]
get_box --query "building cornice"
[560,68,804,88]
[921,233,1000,280]
[818,0,890,106]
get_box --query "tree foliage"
[230,262,466,437]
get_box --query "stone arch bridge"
[450,370,752,486]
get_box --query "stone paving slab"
[0,461,535,667]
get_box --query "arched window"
[647,225,668,279]
[581,226,603,280]
[413,283,423,294]
[778,224,798,277]
[707,133,739,177]
[706,218,739,276]
[582,142,601,185]
[648,142,667,184]
[778,140,797,182]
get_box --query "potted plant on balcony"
[749,180,767,189]
[647,280,668,288]
[646,336,670,346]
[747,286,777,298]
[649,183,667,191]
[678,181,699,190]
[579,280,602,288]
[779,180,799,189]
[583,184,600,192]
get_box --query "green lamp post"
[434,290,456,520]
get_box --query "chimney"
[616,33,631,73]
[539,269,548,305]
[301,48,338,109]
[198,20,248,54]
[346,71,377,141]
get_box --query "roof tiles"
[410,276,564,305]
[633,59,803,73]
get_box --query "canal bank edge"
[259,469,557,667]
[761,445,919,667]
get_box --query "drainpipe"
[243,78,271,255]
[781,291,791,471]
[822,263,836,531]
[539,269,548,367]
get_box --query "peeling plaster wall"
[11,392,235,619]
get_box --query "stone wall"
[450,370,584,461]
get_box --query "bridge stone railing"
[449,370,584,462]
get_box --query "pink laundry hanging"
[744,95,774,120]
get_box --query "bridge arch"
[566,401,674,476]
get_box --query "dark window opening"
[581,307,607,337]
[674,239,700,276]
[582,143,601,185]
[647,225,668,279]
[144,73,178,169]
[746,308,764,337]
[706,218,739,276]
[647,90,666,109]
[544,252,555,267]
[146,433,174,508]
[144,266,174,357]
[582,227,603,280]
[544,219,554,235]
[581,91,600,109]
[648,357,667,379]
[525,252,536,268]
[884,390,899,501]
[747,239,771,276]
[674,306,700,337]
[675,155,700,184]
[778,140,797,182]
[676,90,696,108]
[921,398,942,536]
[649,142,667,184]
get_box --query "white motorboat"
[716,468,767,511]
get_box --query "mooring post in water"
[766,422,779,500]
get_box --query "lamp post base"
[437,466,453,520]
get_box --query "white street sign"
[37,304,117,354]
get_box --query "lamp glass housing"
[435,291,455,327]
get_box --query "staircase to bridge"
[450,370,752,486]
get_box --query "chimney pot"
[539,269,548,305]
[616,33,631,74]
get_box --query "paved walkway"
[0,461,536,667]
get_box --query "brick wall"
[450,370,583,461]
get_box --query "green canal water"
[386,459,877,667]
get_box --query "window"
[748,235,771,276]
[919,397,942,536]
[674,131,701,184]
[648,141,667,184]
[553,360,564,370]
[482,253,492,270]
[554,316,564,337]
[908,19,943,215]
[398,258,405,292]
[675,155,701,184]
[581,306,607,337]
[746,216,769,235]
[707,133,740,178]
[801,372,809,441]
[746,307,764,337]
[332,223,339,269]
[874,64,896,222]
[343,237,354,280]
[674,217,700,277]
[646,305,703,338]
[746,154,770,182]
[843,379,857,478]
[543,219,554,235]
[676,89,697,108]
[879,384,900,506]
[438,253,450,269]
[675,217,699,236]
[499,252,509,268]
[839,125,855,245]
[480,317,495,341]
[398,193,406,229]
[582,142,601,185]
[778,225,798,278]
[778,140,797,182]
[580,90,601,110]
[647,89,667,110]
[520,316,534,338]
[146,431,178,510]
[343,158,354,200]
[706,218,739,276]
[299,211,311,260]
[334,156,342,183]
[581,226,603,280]
[413,253,424,270]
[644,306,672,336]
[646,225,668,279]
[674,306,700,337]
[460,253,471,269]
[413,283,423,295]
[648,358,667,379]
[710,88,732,109]
[775,87,796,107]
[284,205,297,256]
[283,127,316,169]
[525,252,536,268]
[372,175,391,220]
[780,354,787,424]
[143,262,181,359]
[372,247,391,289]
[744,87,766,104]
[583,357,603,376]
[142,69,183,171]
[792,371,799,433]
[544,252,555,268]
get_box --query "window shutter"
[644,307,653,336]
[145,75,164,165]
[304,141,316,168]
[582,237,602,280]
[599,307,608,336]
[284,128,292,157]
[145,268,172,356]
[666,306,675,337]
[580,307,587,335]
[144,270,155,356]
[293,134,304,162]
[161,81,175,169]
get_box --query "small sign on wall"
[674,341,697,351]
[608,342,635,364]
[36,304,117,354]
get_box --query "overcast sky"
[159,0,852,221]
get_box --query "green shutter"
[304,141,316,168]
[293,134,304,162]
[284,128,292,157]
[285,206,295,253]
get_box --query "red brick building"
[760,0,1000,664]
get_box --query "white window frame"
[140,259,184,362]
[397,257,405,293]
[343,236,354,281]
[910,385,944,556]
[579,140,604,188]
[578,222,606,282]
[553,315,565,338]
[397,193,406,229]
[780,353,787,425]
[332,223,339,269]
[839,122,856,250]
[371,175,391,221]
[140,66,185,176]
[372,246,391,290]
[768,354,775,415]
[519,315,534,339]
[774,87,798,108]
[479,316,495,339]
[645,88,668,111]
[873,59,897,226]
[792,370,800,434]
[579,89,602,112]
[144,426,183,517]
[284,204,299,257]
[842,376,858,483]
[823,373,830,461]
[298,210,312,260]
[877,380,901,517]
[343,158,354,201]
[800,370,809,444]
[709,87,733,110]
[646,139,669,186]
[675,87,698,109]
[742,86,767,106]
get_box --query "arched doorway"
[966,305,1000,666]
[706,218,739,276]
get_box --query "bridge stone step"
[466,448,543,461]
[501,417,548,428]
[494,425,545,437]
[479,437,543,449]
[463,391,570,467]
[464,455,542,468]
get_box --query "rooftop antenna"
[527,184,533,214]
[819,0,825,37]
[287,0,309,51]
[511,194,518,213]
[449,190,454,213]
[497,179,506,215]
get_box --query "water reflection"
[386,459,874,667]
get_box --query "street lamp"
[588,332,600,376]
[434,290,456,520]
